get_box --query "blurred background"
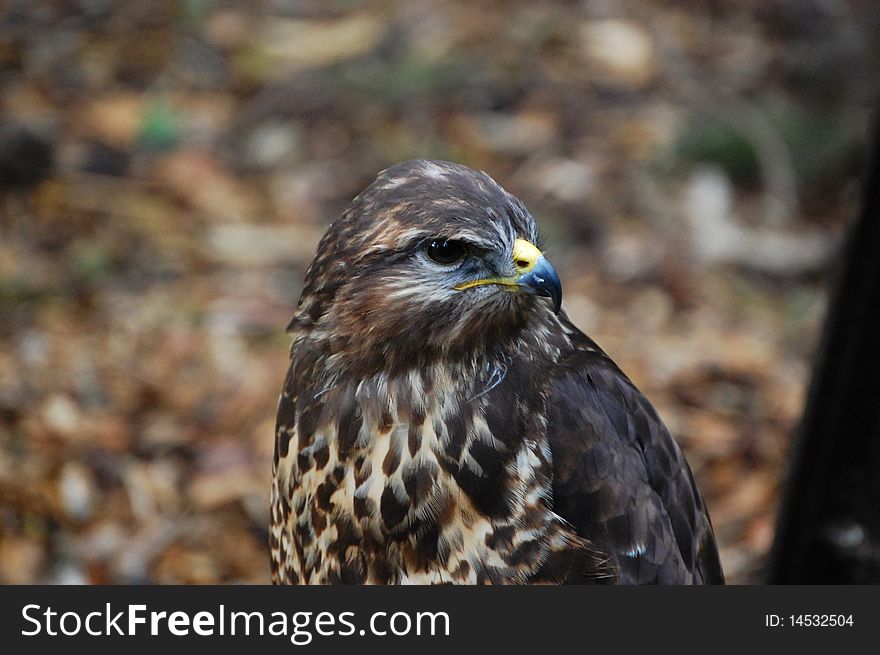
[1,0,878,584]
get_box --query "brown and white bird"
[270,160,723,585]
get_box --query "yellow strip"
[454,277,518,291]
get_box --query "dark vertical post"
[767,120,880,583]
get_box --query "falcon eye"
[425,239,466,265]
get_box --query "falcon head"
[292,160,562,375]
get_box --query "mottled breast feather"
[271,342,614,584]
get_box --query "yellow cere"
[454,238,543,291]
[512,238,542,274]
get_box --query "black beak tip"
[517,257,563,315]
[543,280,562,314]
[550,288,562,315]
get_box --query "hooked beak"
[454,238,563,314]
[512,239,562,314]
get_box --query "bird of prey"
[270,159,723,585]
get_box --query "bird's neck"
[289,304,571,386]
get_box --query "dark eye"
[425,239,466,265]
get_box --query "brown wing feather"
[545,325,724,584]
